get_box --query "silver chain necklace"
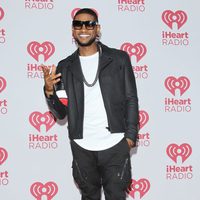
[79,46,101,87]
[81,64,100,87]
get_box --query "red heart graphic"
[166,143,192,163]
[121,42,147,62]
[30,181,58,200]
[127,178,150,199]
[162,10,187,30]
[29,111,56,132]
[71,8,98,19]
[139,110,149,130]
[27,41,55,62]
[0,147,8,165]
[165,76,190,96]
[0,7,4,21]
[0,76,6,93]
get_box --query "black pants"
[70,137,132,200]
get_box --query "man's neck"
[78,42,98,56]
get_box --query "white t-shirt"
[74,52,124,151]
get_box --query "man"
[42,8,139,200]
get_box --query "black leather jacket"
[45,43,139,142]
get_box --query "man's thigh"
[100,138,132,199]
[70,141,101,198]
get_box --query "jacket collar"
[68,42,113,82]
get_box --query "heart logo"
[0,76,7,93]
[162,10,187,30]
[0,147,8,165]
[121,42,147,62]
[71,8,98,19]
[30,181,58,200]
[27,41,55,62]
[29,111,56,132]
[165,76,190,96]
[127,178,150,199]
[166,143,192,163]
[139,110,149,130]
[0,7,4,21]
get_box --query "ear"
[97,24,101,36]
[72,27,75,37]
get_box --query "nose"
[81,24,87,30]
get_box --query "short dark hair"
[73,8,98,22]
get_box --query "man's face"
[72,13,100,47]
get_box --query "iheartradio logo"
[0,7,4,21]
[0,76,6,93]
[0,147,8,165]
[139,110,149,130]
[127,178,150,199]
[165,76,190,96]
[27,41,55,62]
[120,43,147,62]
[30,181,58,200]
[162,10,187,30]
[167,143,192,163]
[71,8,98,19]
[29,111,56,132]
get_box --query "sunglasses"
[72,20,98,30]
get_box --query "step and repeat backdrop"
[0,1,199,200]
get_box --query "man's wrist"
[126,138,135,148]
[45,90,54,98]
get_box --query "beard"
[74,37,96,47]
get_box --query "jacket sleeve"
[122,51,139,143]
[44,63,68,120]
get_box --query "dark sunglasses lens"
[85,21,96,29]
[72,21,83,29]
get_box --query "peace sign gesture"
[42,65,61,97]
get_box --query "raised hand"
[42,64,61,97]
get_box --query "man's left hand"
[126,138,135,149]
